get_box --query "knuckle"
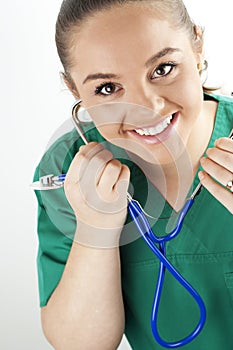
[200,157,208,167]
[89,141,99,146]
[102,149,114,159]
[77,152,86,163]
[206,147,215,157]
[79,144,88,152]
[108,159,121,169]
[122,164,130,176]
[93,150,113,165]
[223,152,233,163]
[79,142,102,153]
[215,138,225,147]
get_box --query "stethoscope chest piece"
[30,174,65,190]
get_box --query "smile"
[134,115,173,136]
[127,112,178,145]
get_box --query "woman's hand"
[198,136,233,214]
[64,142,130,246]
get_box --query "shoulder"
[206,92,233,109]
[215,93,233,105]
[213,93,233,127]
[204,93,233,138]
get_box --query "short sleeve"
[33,129,81,306]
[35,184,75,306]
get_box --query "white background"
[1,1,232,349]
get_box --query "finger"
[198,171,233,214]
[80,158,128,215]
[200,157,232,188]
[214,137,233,153]
[206,147,233,173]
[65,142,104,183]
[81,149,114,189]
[65,147,115,214]
[103,164,130,212]
[97,159,122,192]
[114,164,131,194]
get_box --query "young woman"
[33,1,233,349]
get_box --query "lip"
[127,112,179,145]
[129,114,175,131]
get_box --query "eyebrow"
[82,47,181,84]
[145,47,182,68]
[83,73,120,85]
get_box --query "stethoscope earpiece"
[72,99,93,123]
[71,100,90,145]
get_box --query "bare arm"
[41,238,124,350]
[41,143,130,349]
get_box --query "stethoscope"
[31,100,232,348]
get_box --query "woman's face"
[69,5,204,165]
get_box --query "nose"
[125,84,165,115]
[122,89,166,128]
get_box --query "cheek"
[170,68,203,115]
[96,124,120,141]
[86,103,127,132]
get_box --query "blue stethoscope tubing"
[128,189,206,348]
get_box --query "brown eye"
[95,82,121,96]
[151,63,176,79]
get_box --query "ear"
[193,25,205,66]
[61,72,80,100]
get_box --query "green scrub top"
[33,94,233,349]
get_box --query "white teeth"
[135,129,144,136]
[135,115,173,136]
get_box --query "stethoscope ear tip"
[72,100,93,123]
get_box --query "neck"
[129,150,197,211]
[187,99,217,166]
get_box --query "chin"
[110,136,186,166]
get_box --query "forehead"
[70,5,191,75]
